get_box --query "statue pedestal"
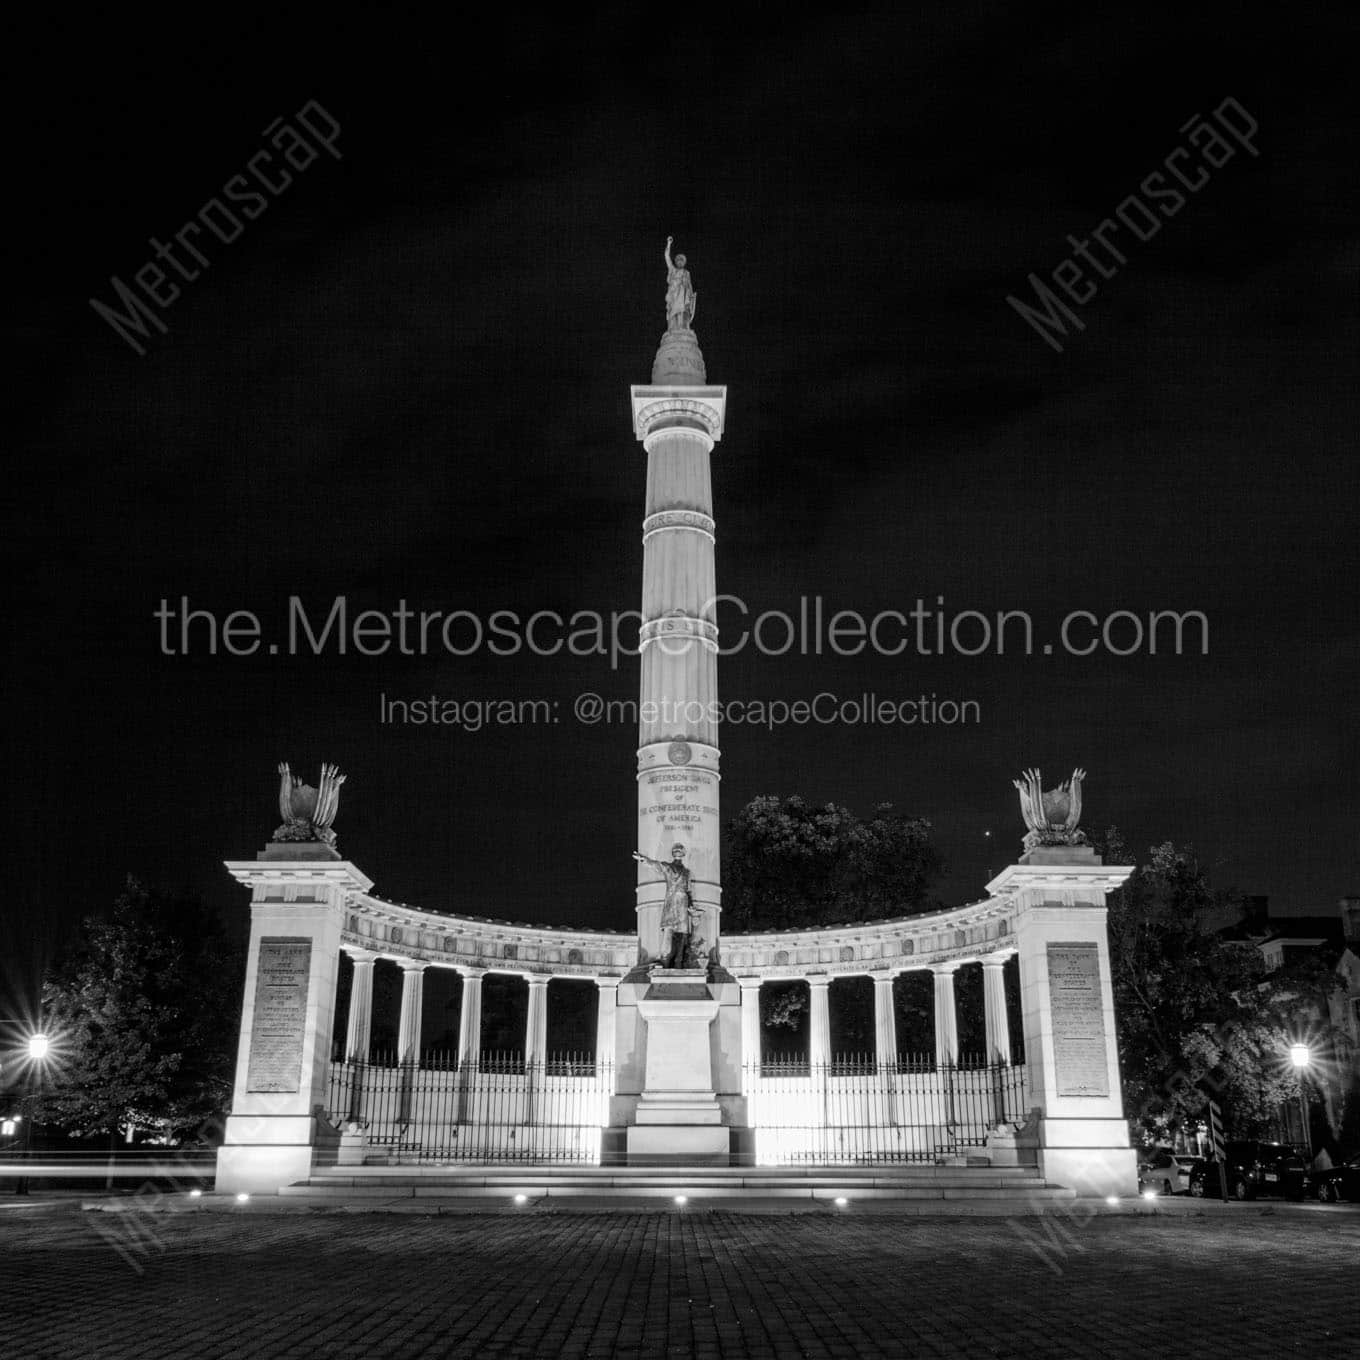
[626,970,730,1164]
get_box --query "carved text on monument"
[246,937,313,1093]
[1047,942,1109,1097]
[642,769,717,831]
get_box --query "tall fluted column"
[808,977,832,1069]
[932,964,960,1069]
[595,978,619,1090]
[456,967,485,1123]
[344,950,376,1063]
[397,961,428,1067]
[873,974,899,1073]
[457,968,485,1071]
[739,978,762,1090]
[525,976,550,1068]
[630,317,727,966]
[982,955,1012,1065]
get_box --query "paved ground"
[2,1202,1357,1358]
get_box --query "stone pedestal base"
[215,1114,323,1195]
[337,1126,368,1167]
[1037,1117,1137,1197]
[634,1094,722,1125]
[1040,1146,1138,1198]
[626,1124,732,1165]
[626,970,730,1165]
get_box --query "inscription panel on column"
[1047,942,1109,1097]
[246,937,313,1093]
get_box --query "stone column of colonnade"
[873,975,899,1071]
[344,950,376,1062]
[595,979,619,1079]
[981,954,1012,1065]
[397,961,429,1066]
[932,964,960,1068]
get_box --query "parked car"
[1138,1148,1200,1196]
[1188,1141,1306,1201]
[1309,1152,1360,1203]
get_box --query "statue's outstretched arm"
[664,235,674,271]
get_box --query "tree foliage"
[38,878,244,1140]
[724,796,944,1050]
[1102,832,1342,1140]
[723,796,941,934]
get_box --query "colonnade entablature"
[340,893,636,980]
[227,858,1129,991]
[227,858,1052,983]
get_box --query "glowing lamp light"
[834,1196,849,1207]
[27,1034,50,1061]
[235,1192,250,1203]
[1,1120,15,1137]
[1105,1196,1119,1205]
[1142,1190,1158,1200]
[1290,1044,1311,1069]
[673,1195,688,1206]
[513,1194,527,1204]
[188,1189,202,1199]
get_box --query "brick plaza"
[2,1205,1357,1358]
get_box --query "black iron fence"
[325,1053,610,1164]
[325,1052,1026,1168]
[759,1050,1025,1077]
[746,1058,1028,1164]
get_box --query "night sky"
[6,8,1358,1012]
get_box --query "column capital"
[737,975,763,991]
[457,965,487,980]
[806,974,831,990]
[979,951,1014,969]
[525,973,552,989]
[873,971,898,986]
[345,948,378,965]
[931,960,962,976]
[398,958,431,974]
[594,975,622,990]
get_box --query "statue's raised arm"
[664,235,674,271]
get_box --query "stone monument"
[986,767,1137,1196]
[615,240,740,1164]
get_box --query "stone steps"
[279,1164,1073,1206]
[295,1168,1047,1187]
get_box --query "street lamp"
[1289,1043,1312,1163]
[14,1032,51,1196]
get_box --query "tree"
[1101,832,1342,1141]
[725,796,944,1048]
[38,878,243,1141]
[723,796,942,933]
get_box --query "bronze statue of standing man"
[634,842,698,967]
